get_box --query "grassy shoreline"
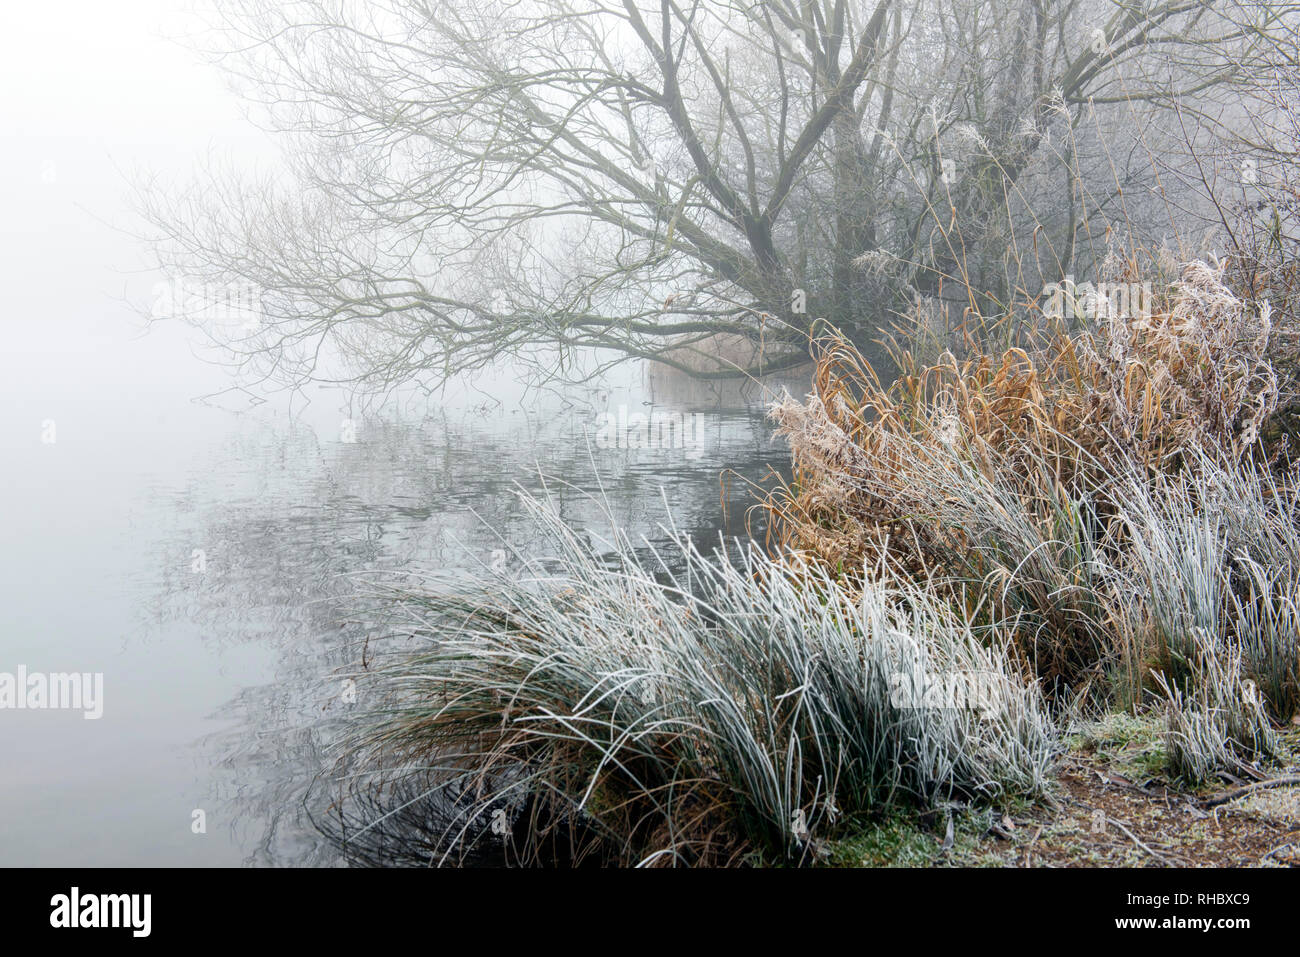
[322,257,1300,866]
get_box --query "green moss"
[820,810,997,867]
[1066,712,1168,780]
[821,815,938,867]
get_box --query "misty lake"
[0,307,795,864]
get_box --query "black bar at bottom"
[1,866,1278,944]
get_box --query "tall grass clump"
[1231,559,1300,723]
[330,489,1056,867]
[1154,629,1277,784]
[1111,465,1232,691]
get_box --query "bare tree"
[140,0,1296,392]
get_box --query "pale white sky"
[0,0,573,413]
[0,0,276,399]
[0,0,255,142]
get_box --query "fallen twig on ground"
[1197,776,1300,809]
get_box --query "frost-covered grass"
[335,489,1056,866]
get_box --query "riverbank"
[323,254,1300,867]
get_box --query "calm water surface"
[0,312,797,865]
